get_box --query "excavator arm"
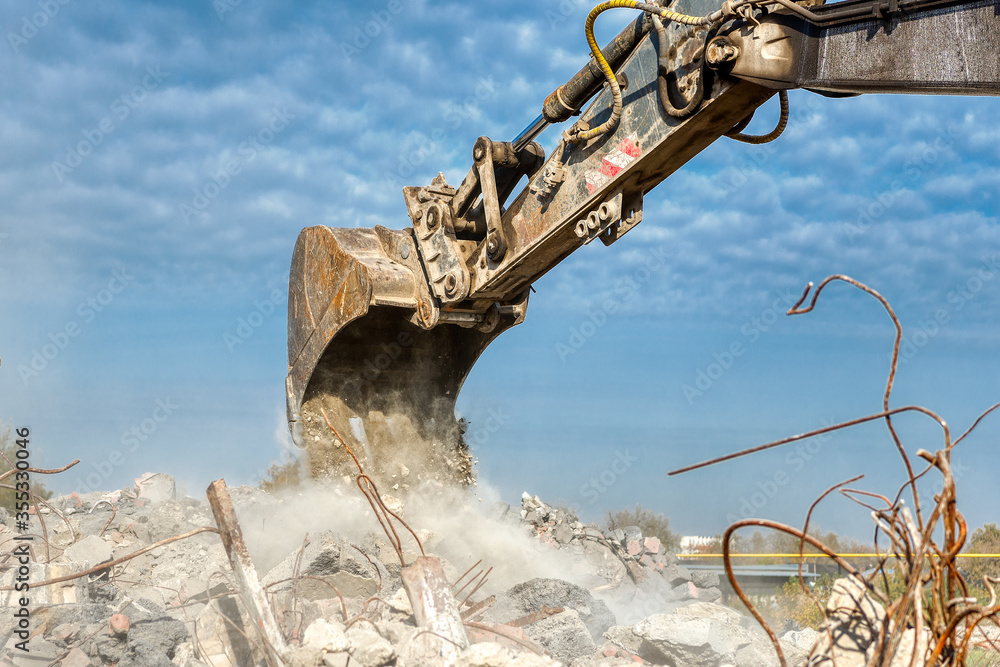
[286,0,999,488]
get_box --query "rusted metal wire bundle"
[672,275,1000,666]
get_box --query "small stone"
[644,536,661,554]
[303,618,349,653]
[381,494,404,514]
[388,588,413,616]
[627,540,643,557]
[346,625,395,666]
[692,570,720,589]
[552,523,574,545]
[662,562,692,586]
[59,647,91,667]
[699,587,723,603]
[109,613,130,638]
[672,581,699,601]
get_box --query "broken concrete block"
[604,624,644,656]
[294,571,378,601]
[808,576,889,667]
[116,616,189,666]
[387,587,414,617]
[4,634,62,664]
[634,600,807,667]
[0,563,88,605]
[697,586,722,603]
[146,501,190,542]
[64,534,114,566]
[302,618,350,654]
[552,523,574,545]
[134,472,176,503]
[58,646,92,667]
[780,628,819,666]
[661,561,692,586]
[522,608,596,663]
[487,578,616,642]
[644,536,661,554]
[672,581,699,601]
[691,569,720,589]
[346,625,396,667]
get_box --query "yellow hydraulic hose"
[572,0,714,142]
[574,0,792,143]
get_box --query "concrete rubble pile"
[2,477,827,666]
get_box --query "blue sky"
[1,0,998,543]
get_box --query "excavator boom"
[287,0,999,487]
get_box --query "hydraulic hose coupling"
[598,200,619,223]
[588,210,601,230]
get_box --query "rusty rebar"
[319,407,425,565]
[0,526,218,591]
[697,275,1000,667]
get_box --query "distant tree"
[774,573,837,630]
[964,523,1000,587]
[725,526,873,567]
[259,456,303,493]
[606,504,680,551]
[0,425,53,512]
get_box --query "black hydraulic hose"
[653,14,704,118]
[726,89,789,144]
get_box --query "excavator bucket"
[285,225,526,488]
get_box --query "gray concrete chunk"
[64,534,113,566]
